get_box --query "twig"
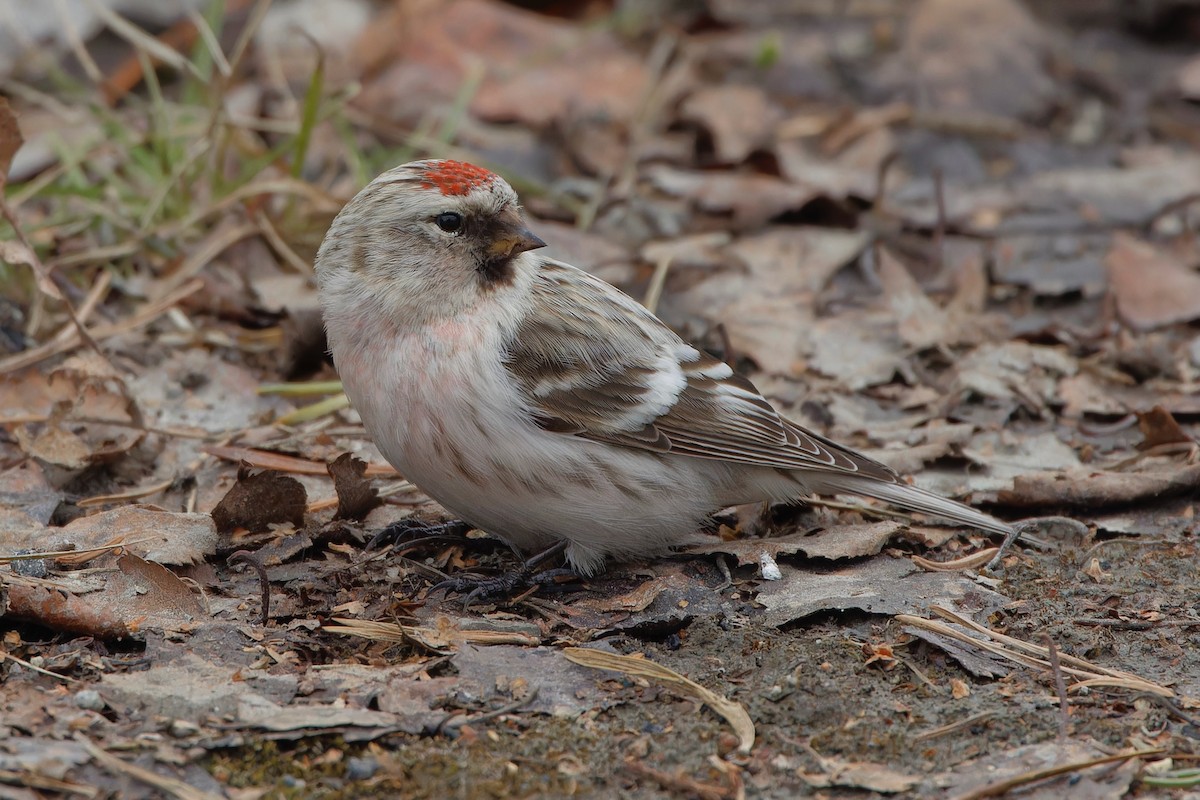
[0,278,204,375]
[642,254,673,315]
[912,548,999,572]
[1137,693,1200,727]
[0,195,106,361]
[229,550,270,625]
[623,759,732,800]
[2,651,78,683]
[0,767,98,798]
[932,167,946,273]
[0,538,154,565]
[1043,634,1070,740]
[433,688,539,736]
[78,735,226,800]
[913,710,998,742]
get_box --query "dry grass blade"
[77,479,175,508]
[563,647,754,754]
[0,278,205,375]
[79,736,224,800]
[949,747,1166,800]
[2,651,78,683]
[157,219,260,296]
[274,393,351,426]
[83,0,198,78]
[912,548,999,571]
[0,768,97,798]
[325,618,540,650]
[0,101,108,363]
[912,710,998,742]
[203,445,399,476]
[897,610,1173,697]
[0,537,156,565]
[930,606,1170,691]
[307,478,415,512]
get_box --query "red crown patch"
[419,160,497,196]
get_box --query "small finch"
[315,159,1013,578]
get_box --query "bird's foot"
[365,517,472,552]
[429,541,578,607]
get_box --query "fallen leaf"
[679,84,782,164]
[950,341,1077,414]
[877,247,949,350]
[1135,405,1194,450]
[211,464,307,534]
[799,757,921,794]
[356,0,651,129]
[646,166,819,228]
[664,227,868,374]
[6,553,205,639]
[327,453,381,521]
[1106,232,1200,330]
[48,505,216,565]
[875,0,1054,120]
[687,522,905,565]
[999,464,1200,510]
[934,740,1146,800]
[756,557,1009,627]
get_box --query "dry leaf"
[1106,232,1200,331]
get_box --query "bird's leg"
[429,540,579,607]
[365,517,472,552]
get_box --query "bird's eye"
[435,212,463,233]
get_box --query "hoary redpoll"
[314,159,1013,577]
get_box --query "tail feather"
[812,475,1013,537]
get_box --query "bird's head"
[314,159,546,325]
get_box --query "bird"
[314,159,1013,581]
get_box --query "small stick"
[1043,634,1070,740]
[932,168,946,273]
[229,550,270,625]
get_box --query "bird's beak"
[487,211,546,260]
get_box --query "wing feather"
[503,260,897,482]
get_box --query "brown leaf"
[756,557,1009,627]
[53,506,216,565]
[679,85,781,164]
[646,166,819,228]
[666,227,868,374]
[211,463,307,534]
[877,247,947,350]
[202,445,398,477]
[5,553,204,639]
[688,522,905,566]
[355,0,650,129]
[876,0,1054,121]
[999,464,1200,510]
[1106,232,1200,331]
[0,97,23,186]
[799,757,921,793]
[1136,405,1194,450]
[328,452,382,522]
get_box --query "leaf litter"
[1,0,1199,797]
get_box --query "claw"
[366,518,471,551]
[425,542,577,608]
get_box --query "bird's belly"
[333,327,731,573]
